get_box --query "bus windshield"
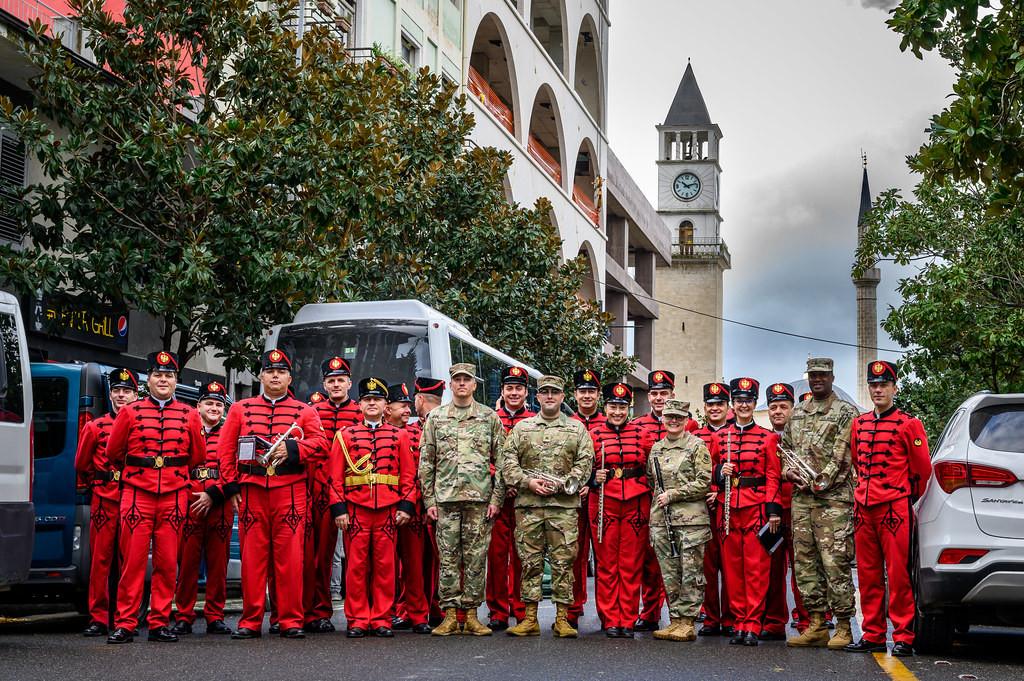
[277,320,431,401]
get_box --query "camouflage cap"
[806,357,834,373]
[449,362,477,379]
[537,375,565,392]
[663,399,690,417]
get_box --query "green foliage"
[0,0,630,378]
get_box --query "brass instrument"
[778,445,830,493]
[258,422,305,466]
[523,469,579,496]
[597,443,606,544]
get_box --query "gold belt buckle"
[154,455,165,469]
[112,470,121,482]
[198,468,209,480]
[266,464,276,477]
[732,476,740,486]
[614,468,624,479]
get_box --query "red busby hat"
[358,377,389,400]
[730,377,760,401]
[387,383,412,404]
[573,369,601,390]
[321,356,351,378]
[261,349,292,372]
[307,390,327,405]
[199,380,229,404]
[501,366,529,386]
[703,382,730,404]
[765,382,795,405]
[867,360,898,384]
[799,391,813,403]
[602,382,633,405]
[414,376,445,398]
[108,367,139,391]
[147,351,179,374]
[647,370,675,390]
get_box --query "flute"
[597,443,606,544]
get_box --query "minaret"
[853,155,879,410]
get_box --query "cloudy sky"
[605,0,954,401]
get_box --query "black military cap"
[307,390,328,405]
[766,382,795,404]
[147,351,180,374]
[358,377,389,400]
[573,369,601,390]
[647,370,675,390]
[867,360,898,384]
[388,383,412,404]
[108,367,139,391]
[730,377,760,401]
[261,348,292,372]
[703,382,730,404]
[501,366,529,386]
[602,382,633,405]
[321,356,351,378]
[199,380,229,404]
[414,377,445,397]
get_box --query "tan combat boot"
[462,609,492,636]
[827,618,854,650]
[431,607,460,636]
[787,611,830,647]
[506,603,540,637]
[675,616,697,642]
[653,617,681,640]
[552,604,578,638]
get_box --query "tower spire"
[663,62,711,126]
[853,155,880,411]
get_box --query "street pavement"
[2,593,1023,681]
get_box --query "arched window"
[468,14,517,135]
[573,14,602,126]
[530,0,566,73]
[678,221,694,255]
[526,85,564,187]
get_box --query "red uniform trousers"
[175,501,233,624]
[303,478,339,623]
[588,494,649,630]
[855,499,916,644]
[86,494,120,627]
[485,498,524,623]
[722,505,771,633]
[115,488,188,631]
[567,499,590,621]
[701,504,733,628]
[762,507,808,634]
[344,504,398,630]
[638,543,665,622]
[237,481,307,631]
[395,513,433,625]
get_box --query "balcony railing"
[1,0,96,60]
[527,134,562,186]
[572,184,599,225]
[285,0,355,45]
[672,238,731,263]
[467,66,514,135]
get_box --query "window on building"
[0,129,27,244]
[401,33,419,67]
[677,220,694,255]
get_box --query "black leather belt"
[606,466,646,480]
[239,462,304,477]
[93,470,120,483]
[733,476,766,488]
[125,455,189,469]
[191,466,220,481]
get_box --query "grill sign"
[27,294,129,350]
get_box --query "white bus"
[266,299,541,406]
[0,290,34,589]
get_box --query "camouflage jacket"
[500,412,594,509]
[781,392,859,502]
[418,400,505,509]
[647,433,712,545]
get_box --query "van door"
[30,364,77,568]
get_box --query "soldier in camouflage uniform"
[500,375,594,638]
[647,400,712,642]
[782,357,860,650]
[418,363,505,636]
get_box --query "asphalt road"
[2,596,1023,681]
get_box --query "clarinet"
[654,456,679,558]
[723,428,732,537]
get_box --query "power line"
[587,276,909,354]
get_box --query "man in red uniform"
[75,368,138,637]
[329,378,417,638]
[694,382,735,637]
[104,352,206,644]
[717,377,782,647]
[173,381,233,636]
[303,356,360,633]
[212,349,328,640]
[589,382,654,638]
[568,368,604,627]
[845,361,931,657]
[486,366,534,630]
[413,376,446,626]
[389,382,432,634]
[760,382,810,639]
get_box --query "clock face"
[672,172,701,201]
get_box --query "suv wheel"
[914,546,954,654]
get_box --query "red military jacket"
[188,421,225,495]
[310,398,361,486]
[710,420,782,517]
[573,410,606,432]
[590,419,654,501]
[216,394,328,499]
[693,422,728,501]
[772,430,795,509]
[851,406,932,506]
[106,397,206,495]
[74,413,120,502]
[633,412,700,442]
[327,422,417,516]
[498,405,536,433]
[403,421,424,509]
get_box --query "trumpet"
[523,469,579,496]
[778,445,829,493]
[258,422,305,466]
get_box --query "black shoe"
[83,622,108,637]
[845,638,887,653]
[169,620,192,635]
[392,616,412,630]
[620,628,635,638]
[568,617,579,630]
[412,623,433,634]
[206,620,232,635]
[722,625,736,637]
[373,626,394,638]
[147,626,179,643]
[729,629,746,645]
[106,627,134,644]
[281,628,305,639]
[268,623,281,634]
[759,630,787,641]
[231,627,261,640]
[303,621,319,633]
[633,618,659,632]
[346,627,366,638]
[698,623,722,636]
[317,618,336,633]
[743,631,759,647]
[891,642,914,657]
[428,615,443,627]
[488,619,508,631]
[605,626,622,638]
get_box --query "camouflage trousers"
[791,494,855,618]
[436,501,492,609]
[651,524,709,619]
[514,506,579,605]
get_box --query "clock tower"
[653,62,731,413]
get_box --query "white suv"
[915,392,1024,653]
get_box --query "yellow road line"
[873,652,919,681]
